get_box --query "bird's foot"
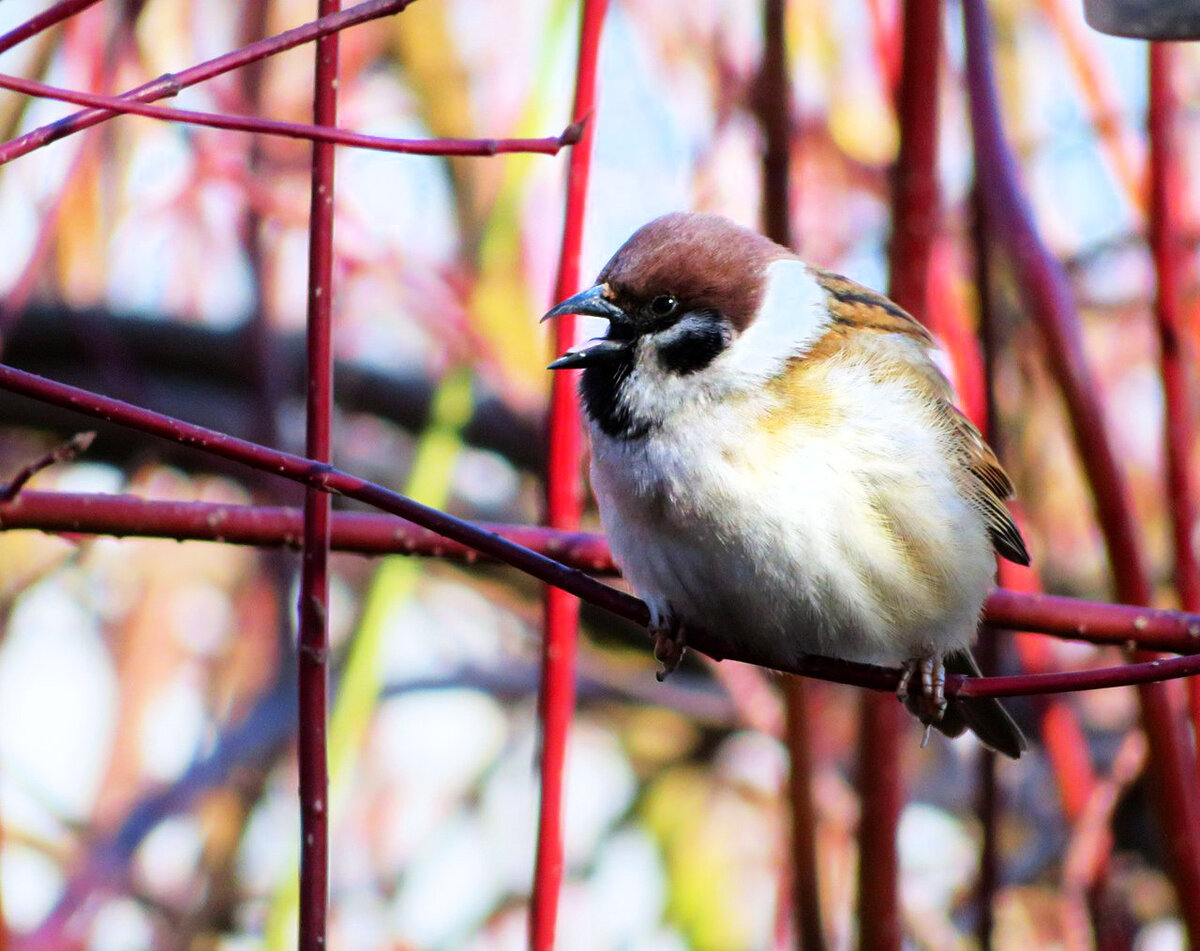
[896,653,947,726]
[649,609,687,682]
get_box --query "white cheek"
[619,340,703,421]
[720,258,830,381]
[610,259,830,427]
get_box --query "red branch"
[956,653,1200,698]
[983,588,1199,646]
[533,2,608,945]
[962,0,1200,934]
[972,197,1014,951]
[1148,44,1200,782]
[0,72,578,158]
[755,0,793,252]
[887,0,941,320]
[0,0,416,165]
[6,363,1200,697]
[857,2,943,947]
[1148,52,1196,592]
[965,12,1149,602]
[0,0,104,55]
[0,432,94,503]
[296,2,340,946]
[0,491,618,568]
[3,489,1200,648]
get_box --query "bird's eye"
[650,295,678,317]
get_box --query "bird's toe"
[649,608,687,681]
[899,652,948,725]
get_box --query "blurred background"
[0,0,1198,947]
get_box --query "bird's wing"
[943,405,1030,566]
[808,268,1030,567]
[810,268,935,343]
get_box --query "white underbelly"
[589,412,995,668]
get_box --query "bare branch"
[0,431,95,502]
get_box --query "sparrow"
[544,212,1028,758]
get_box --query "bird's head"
[543,212,829,439]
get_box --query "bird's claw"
[650,611,687,681]
[897,654,947,725]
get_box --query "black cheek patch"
[655,313,730,375]
[580,351,651,440]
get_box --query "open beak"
[542,284,634,370]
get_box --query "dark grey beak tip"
[540,298,576,323]
[541,284,627,324]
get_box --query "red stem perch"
[0,72,578,159]
[1148,43,1200,773]
[532,2,608,946]
[956,653,1200,698]
[0,0,416,165]
[0,491,620,569]
[6,363,1200,696]
[0,432,94,503]
[887,0,940,318]
[0,0,104,55]
[857,2,943,947]
[961,0,1200,935]
[294,1,340,946]
[972,192,1013,951]
[3,489,1200,647]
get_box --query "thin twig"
[0,0,104,55]
[295,0,340,945]
[1037,0,1143,213]
[532,2,608,945]
[0,72,576,157]
[0,431,95,503]
[858,2,944,944]
[0,491,617,567]
[0,0,417,165]
[1148,42,1200,775]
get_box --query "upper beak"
[541,283,626,324]
[543,284,634,370]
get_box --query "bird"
[543,211,1028,758]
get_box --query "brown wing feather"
[811,268,934,342]
[810,268,1030,567]
[943,399,1030,566]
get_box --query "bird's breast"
[588,355,996,665]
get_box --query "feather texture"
[810,268,1030,568]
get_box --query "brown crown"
[597,213,794,332]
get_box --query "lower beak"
[543,284,634,370]
[547,338,629,370]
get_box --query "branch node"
[0,430,96,503]
[561,117,588,146]
[155,72,183,99]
